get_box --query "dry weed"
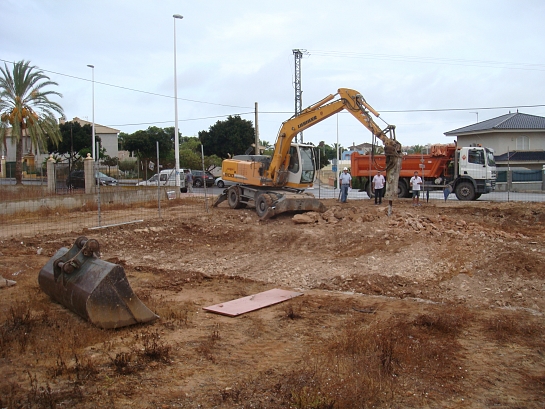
[137,329,171,362]
[485,311,543,346]
[285,310,465,408]
[283,300,303,320]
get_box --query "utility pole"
[293,49,308,143]
[254,102,259,155]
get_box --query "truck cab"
[455,146,496,200]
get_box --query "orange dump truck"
[351,143,497,201]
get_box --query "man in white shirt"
[339,167,352,203]
[410,171,423,206]
[371,170,385,205]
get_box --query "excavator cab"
[284,144,318,187]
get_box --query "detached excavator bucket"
[38,237,158,329]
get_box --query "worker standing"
[372,170,385,205]
[410,171,423,206]
[443,183,453,202]
[339,167,352,203]
[184,170,194,194]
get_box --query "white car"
[137,169,186,189]
[215,177,236,189]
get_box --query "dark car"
[66,170,118,188]
[191,170,215,187]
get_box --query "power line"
[0,58,253,109]
[306,50,545,72]
[109,103,545,128]
[380,104,545,113]
[108,112,255,127]
[3,58,544,128]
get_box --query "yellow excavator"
[213,88,402,219]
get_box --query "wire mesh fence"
[312,169,545,203]
[0,162,213,238]
[2,167,544,238]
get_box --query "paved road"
[5,178,545,202]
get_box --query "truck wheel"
[455,181,476,201]
[227,187,243,209]
[255,193,273,218]
[397,180,409,198]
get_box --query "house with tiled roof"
[444,112,545,170]
[63,117,120,160]
[2,117,120,174]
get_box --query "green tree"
[0,60,63,184]
[180,136,201,152]
[260,139,273,150]
[102,155,119,176]
[118,131,130,151]
[198,115,255,158]
[320,142,342,160]
[317,141,331,169]
[205,154,223,170]
[49,120,97,169]
[408,144,425,154]
[119,160,137,176]
[179,136,223,171]
[180,149,202,170]
[123,126,172,170]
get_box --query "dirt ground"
[1,197,544,408]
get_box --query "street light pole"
[173,14,183,191]
[87,64,95,160]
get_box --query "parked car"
[137,169,187,192]
[66,170,118,188]
[215,177,236,189]
[191,170,215,187]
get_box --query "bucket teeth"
[38,237,158,329]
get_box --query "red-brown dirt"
[1,198,544,408]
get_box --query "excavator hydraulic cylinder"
[38,236,158,329]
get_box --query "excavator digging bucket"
[38,237,158,329]
[261,192,326,220]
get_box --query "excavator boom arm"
[268,88,402,186]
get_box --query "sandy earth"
[0,197,544,408]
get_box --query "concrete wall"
[495,182,543,192]
[0,188,170,215]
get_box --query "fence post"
[542,165,545,191]
[507,169,513,191]
[84,154,94,194]
[0,155,5,178]
[47,155,56,194]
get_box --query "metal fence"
[0,164,211,238]
[2,167,545,238]
[314,169,545,202]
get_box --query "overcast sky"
[2,0,545,151]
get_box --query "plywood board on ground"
[203,288,303,317]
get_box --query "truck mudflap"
[255,191,326,220]
[38,237,158,329]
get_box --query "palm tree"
[0,60,63,184]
